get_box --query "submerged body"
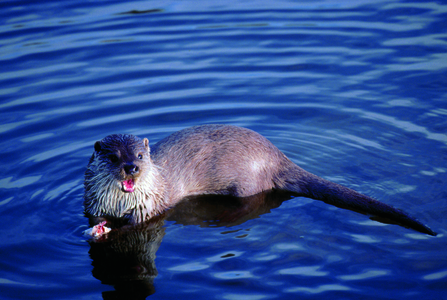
[84,124,436,236]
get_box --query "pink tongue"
[122,179,135,192]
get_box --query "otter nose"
[124,163,139,175]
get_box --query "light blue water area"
[1,0,447,299]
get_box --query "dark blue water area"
[1,0,447,299]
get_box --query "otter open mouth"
[122,179,135,193]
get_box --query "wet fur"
[84,134,167,223]
[84,124,436,235]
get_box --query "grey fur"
[84,124,436,235]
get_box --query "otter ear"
[143,138,150,152]
[94,141,102,152]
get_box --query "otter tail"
[278,165,436,236]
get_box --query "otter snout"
[122,163,140,193]
[124,163,139,176]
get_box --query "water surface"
[1,0,446,299]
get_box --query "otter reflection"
[88,215,164,299]
[87,190,288,299]
[88,189,421,299]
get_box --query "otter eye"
[138,154,143,160]
[109,154,119,163]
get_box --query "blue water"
[1,0,447,299]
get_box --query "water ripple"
[286,284,352,294]
[339,269,390,281]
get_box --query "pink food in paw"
[89,221,111,237]
[93,221,107,235]
[83,222,111,238]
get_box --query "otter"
[84,124,436,236]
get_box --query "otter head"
[92,134,150,193]
[84,134,163,221]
